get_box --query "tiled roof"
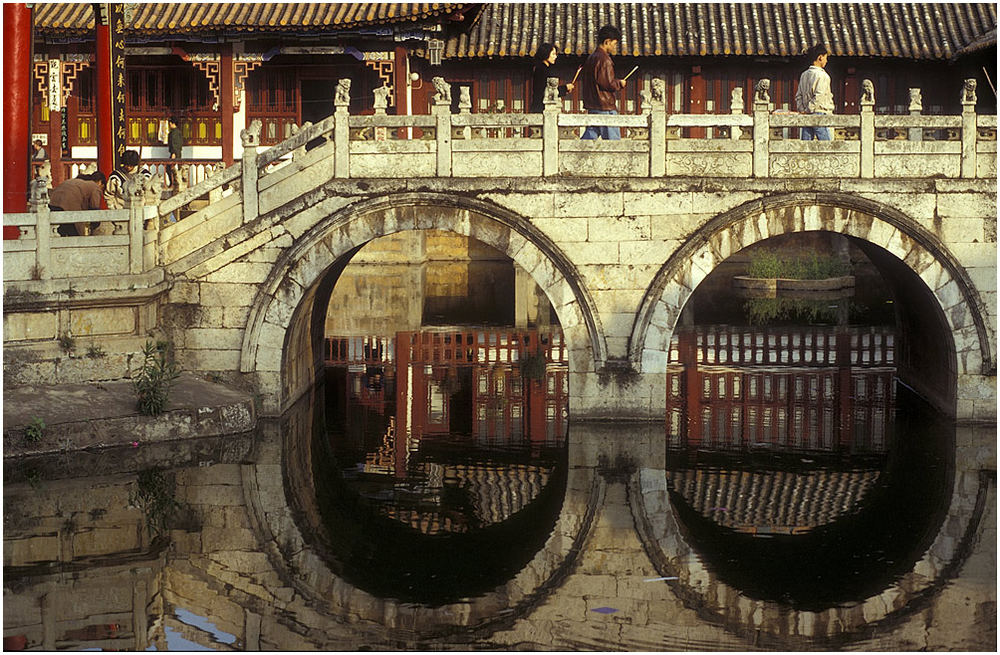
[444,3,997,60]
[33,3,466,34]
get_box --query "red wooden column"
[3,3,32,213]
[94,4,114,177]
[393,46,409,115]
[220,43,234,166]
[688,65,706,139]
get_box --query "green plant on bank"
[23,468,42,490]
[745,297,841,326]
[520,351,547,382]
[134,340,181,415]
[86,344,107,359]
[23,417,45,443]
[129,469,181,537]
[747,249,850,280]
[58,333,76,354]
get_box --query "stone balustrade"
[3,76,994,285]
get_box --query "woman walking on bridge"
[529,43,575,114]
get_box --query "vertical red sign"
[93,3,127,173]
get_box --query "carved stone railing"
[247,76,994,200]
[6,76,994,281]
[3,175,149,282]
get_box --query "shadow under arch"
[239,191,607,416]
[629,191,994,417]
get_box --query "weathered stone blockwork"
[150,174,993,422]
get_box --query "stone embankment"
[3,373,256,475]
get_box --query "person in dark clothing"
[529,43,576,114]
[580,25,627,140]
[166,116,183,189]
[49,171,105,236]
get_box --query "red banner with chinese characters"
[93,3,127,170]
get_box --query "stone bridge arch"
[630,191,995,419]
[239,191,607,415]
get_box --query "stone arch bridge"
[3,78,996,422]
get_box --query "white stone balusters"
[730,86,744,140]
[457,86,472,140]
[645,78,666,177]
[334,78,351,178]
[373,85,390,115]
[124,172,146,273]
[240,118,262,223]
[542,77,561,176]
[961,79,977,178]
[908,88,923,142]
[29,176,51,279]
[431,76,452,177]
[860,79,875,178]
[752,79,771,177]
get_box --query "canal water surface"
[3,233,994,649]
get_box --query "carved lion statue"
[335,78,352,106]
[431,76,451,104]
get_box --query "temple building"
[29,3,997,184]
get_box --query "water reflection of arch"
[630,192,995,418]
[629,431,991,648]
[239,192,605,416]
[241,387,605,640]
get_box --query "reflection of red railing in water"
[328,328,569,479]
[326,335,394,365]
[325,329,566,366]
[398,328,565,365]
[671,325,895,368]
[667,325,896,453]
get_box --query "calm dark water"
[314,329,570,605]
[4,242,988,649]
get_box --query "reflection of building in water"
[668,468,882,535]
[378,463,552,535]
[326,328,568,534]
[667,326,896,452]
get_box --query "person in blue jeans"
[580,25,627,140]
[795,44,834,141]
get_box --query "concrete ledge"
[3,372,256,460]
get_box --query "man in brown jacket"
[580,24,627,140]
[49,171,105,236]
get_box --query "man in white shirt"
[796,44,834,141]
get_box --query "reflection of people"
[166,116,183,189]
[49,171,105,236]
[31,139,47,160]
[529,43,575,114]
[580,25,627,140]
[795,44,834,141]
[105,149,140,209]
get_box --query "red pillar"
[220,43,234,166]
[688,65,706,139]
[94,3,113,178]
[3,3,33,213]
[680,329,702,446]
